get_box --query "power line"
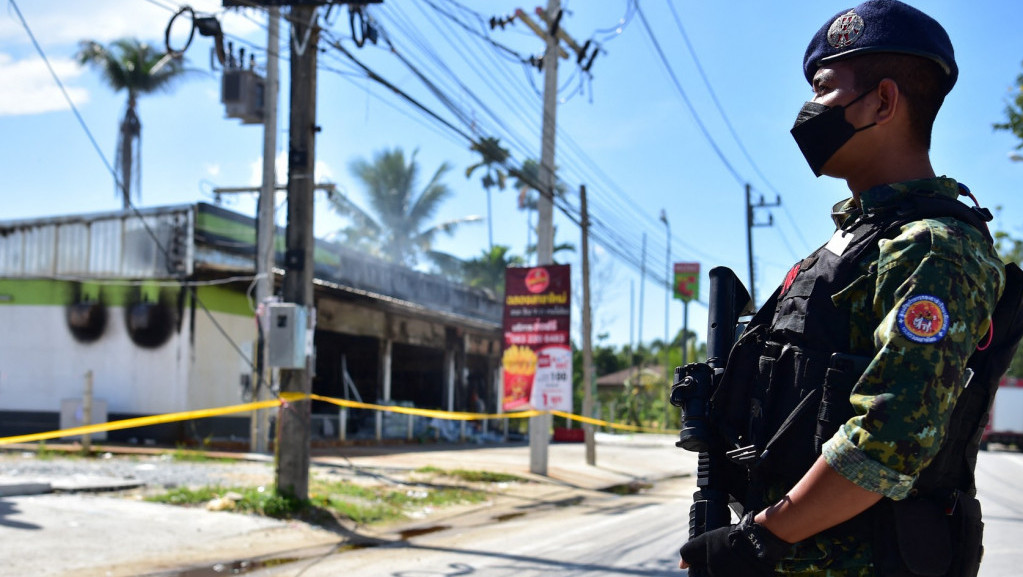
[633,2,744,187]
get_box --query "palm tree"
[76,38,189,209]
[510,159,574,262]
[466,137,511,252]
[461,245,526,297]
[329,147,481,268]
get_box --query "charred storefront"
[0,203,502,444]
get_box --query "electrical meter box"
[266,303,308,369]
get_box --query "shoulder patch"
[897,295,949,343]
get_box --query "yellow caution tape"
[0,392,674,445]
[308,394,543,420]
[550,410,672,434]
[0,398,286,446]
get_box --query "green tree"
[994,62,1023,148]
[509,159,575,262]
[460,245,525,297]
[329,147,481,268]
[77,38,190,209]
[466,137,511,252]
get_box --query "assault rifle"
[669,267,754,576]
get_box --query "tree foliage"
[459,245,525,297]
[329,147,481,268]
[76,38,190,208]
[994,62,1023,149]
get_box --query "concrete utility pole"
[251,5,280,456]
[745,183,780,307]
[580,185,595,466]
[660,210,670,429]
[276,4,318,501]
[530,0,561,476]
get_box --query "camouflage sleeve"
[823,218,1003,500]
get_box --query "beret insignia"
[828,10,865,49]
[897,295,949,344]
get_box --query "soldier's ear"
[873,78,900,126]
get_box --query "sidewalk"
[0,433,698,577]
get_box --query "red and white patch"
[897,295,949,344]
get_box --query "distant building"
[0,203,502,445]
[595,365,667,398]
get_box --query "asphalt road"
[2,441,1023,577]
[974,448,1023,577]
[229,477,691,577]
[245,450,1023,577]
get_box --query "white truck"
[983,377,1023,449]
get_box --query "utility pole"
[530,0,561,477]
[660,210,670,429]
[580,185,595,466]
[251,5,279,456]
[638,232,646,356]
[276,4,318,501]
[745,183,780,306]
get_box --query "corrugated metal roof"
[0,205,193,279]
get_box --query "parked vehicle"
[983,377,1023,450]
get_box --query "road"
[2,443,1022,576]
[975,448,1023,577]
[251,451,1023,577]
[246,477,690,577]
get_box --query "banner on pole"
[673,262,700,302]
[501,264,572,412]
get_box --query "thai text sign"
[502,264,572,412]
[674,262,700,302]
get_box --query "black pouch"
[894,498,953,576]
[948,493,984,577]
[873,493,983,577]
[814,353,869,454]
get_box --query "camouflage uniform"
[773,177,1005,575]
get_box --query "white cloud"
[0,1,254,46]
[205,163,221,178]
[0,53,88,116]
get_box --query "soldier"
[679,1,1006,576]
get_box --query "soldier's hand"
[678,513,789,576]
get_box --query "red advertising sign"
[673,262,700,302]
[502,264,572,412]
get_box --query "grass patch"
[449,469,525,484]
[146,480,488,525]
[170,445,233,463]
[414,466,525,484]
[34,442,56,460]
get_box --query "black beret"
[803,0,957,92]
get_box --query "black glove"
[679,512,791,577]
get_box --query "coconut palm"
[329,147,481,268]
[466,136,511,252]
[76,38,189,209]
[461,245,526,297]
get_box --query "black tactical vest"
[709,193,1008,512]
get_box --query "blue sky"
[2,0,1021,352]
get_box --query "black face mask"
[790,88,877,177]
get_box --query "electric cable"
[633,1,745,188]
